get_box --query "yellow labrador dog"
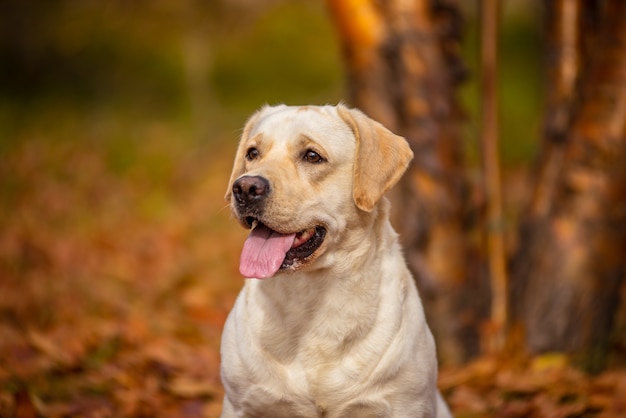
[221,104,452,417]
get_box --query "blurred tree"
[511,0,626,372]
[328,0,626,371]
[327,0,487,365]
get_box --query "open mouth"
[239,217,326,278]
[282,224,327,269]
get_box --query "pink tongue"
[240,224,296,279]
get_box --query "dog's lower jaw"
[280,226,327,271]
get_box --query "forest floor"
[1,127,626,418]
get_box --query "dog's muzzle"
[231,175,327,278]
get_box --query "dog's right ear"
[224,109,264,201]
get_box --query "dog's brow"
[247,133,263,146]
[298,134,325,152]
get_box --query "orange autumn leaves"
[1,135,625,417]
[0,138,241,417]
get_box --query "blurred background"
[3,0,625,417]
[0,0,541,158]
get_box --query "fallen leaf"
[26,329,72,366]
[531,352,569,371]
[168,376,221,399]
[448,385,490,414]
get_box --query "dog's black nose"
[232,175,270,205]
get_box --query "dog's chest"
[233,315,391,414]
[242,357,381,417]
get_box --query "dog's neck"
[247,198,407,359]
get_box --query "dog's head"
[226,104,413,279]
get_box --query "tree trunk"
[327,0,486,365]
[479,0,508,352]
[511,0,626,372]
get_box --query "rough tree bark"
[511,0,626,372]
[327,0,486,365]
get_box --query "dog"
[220,104,452,417]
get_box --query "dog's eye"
[246,147,260,161]
[303,150,325,164]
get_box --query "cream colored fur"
[221,104,452,417]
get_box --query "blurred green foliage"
[0,0,541,164]
[460,4,543,165]
[210,2,344,112]
[0,1,185,109]
[0,0,344,144]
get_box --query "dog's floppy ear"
[337,105,414,212]
[224,109,264,201]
